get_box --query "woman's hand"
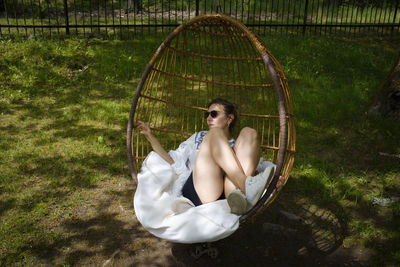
[136,120,174,165]
[136,120,152,138]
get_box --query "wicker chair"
[127,13,296,224]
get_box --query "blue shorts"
[182,172,226,206]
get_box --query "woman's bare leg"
[224,127,261,197]
[192,128,247,204]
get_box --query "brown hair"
[207,98,238,133]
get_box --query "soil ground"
[46,174,373,267]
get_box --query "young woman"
[136,98,282,215]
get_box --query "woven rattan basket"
[127,13,295,223]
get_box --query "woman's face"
[206,104,233,131]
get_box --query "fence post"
[392,0,399,36]
[63,0,70,35]
[196,0,200,16]
[303,0,309,35]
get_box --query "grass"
[0,33,399,265]
[0,36,161,265]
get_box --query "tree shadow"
[2,174,180,266]
[171,191,349,267]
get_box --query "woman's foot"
[227,189,247,215]
[227,166,275,215]
[245,166,275,209]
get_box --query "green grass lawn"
[0,34,399,265]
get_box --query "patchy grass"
[0,37,164,265]
[272,35,400,266]
[0,34,399,266]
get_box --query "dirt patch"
[42,175,373,266]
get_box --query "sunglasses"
[204,110,220,119]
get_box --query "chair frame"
[127,13,296,224]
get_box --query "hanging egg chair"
[127,13,295,235]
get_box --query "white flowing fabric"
[133,151,276,244]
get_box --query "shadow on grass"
[171,193,348,266]
[2,182,180,266]
[53,185,179,266]
[292,119,399,265]
[0,124,20,152]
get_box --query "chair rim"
[126,13,292,223]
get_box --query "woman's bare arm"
[136,120,174,164]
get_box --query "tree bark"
[370,54,400,120]
[127,0,142,13]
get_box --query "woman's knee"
[235,127,259,151]
[200,128,225,148]
[239,127,258,140]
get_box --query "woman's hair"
[207,98,238,133]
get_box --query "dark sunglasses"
[204,110,220,119]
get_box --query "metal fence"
[1,0,399,38]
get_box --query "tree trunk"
[370,54,400,120]
[127,0,142,13]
